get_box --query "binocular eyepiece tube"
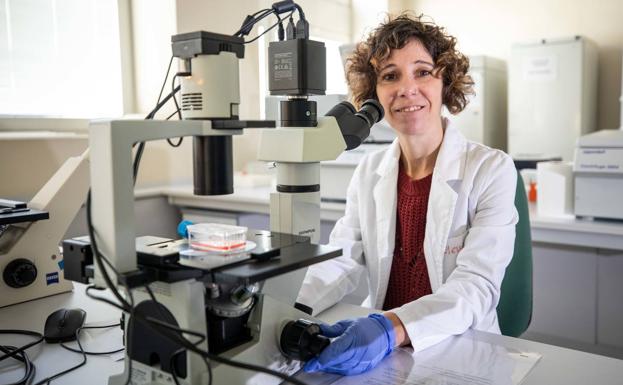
[325,99,385,150]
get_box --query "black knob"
[280,319,330,361]
[3,258,38,288]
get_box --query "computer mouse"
[44,308,87,343]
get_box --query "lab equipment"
[508,36,598,161]
[280,318,330,360]
[186,223,247,252]
[450,55,508,151]
[0,149,89,307]
[61,2,383,384]
[536,161,574,218]
[574,129,623,221]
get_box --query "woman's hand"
[303,313,396,375]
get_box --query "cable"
[60,324,123,356]
[157,56,175,106]
[0,330,42,385]
[144,284,213,385]
[170,348,185,385]
[166,109,181,121]
[244,11,293,44]
[32,329,87,385]
[143,319,309,385]
[0,346,35,385]
[0,330,44,363]
[133,84,183,182]
[171,74,183,121]
[85,192,132,312]
[234,8,272,37]
[84,286,126,312]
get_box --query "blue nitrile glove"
[303,313,395,376]
[177,220,193,238]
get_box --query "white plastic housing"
[181,52,240,119]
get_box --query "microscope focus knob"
[280,319,330,361]
[3,258,38,288]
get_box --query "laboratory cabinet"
[529,243,623,351]
[597,250,623,348]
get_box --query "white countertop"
[528,203,623,250]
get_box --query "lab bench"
[158,185,623,355]
[2,283,623,385]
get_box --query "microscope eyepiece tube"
[193,136,233,196]
[356,99,384,127]
[325,99,385,150]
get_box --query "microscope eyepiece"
[326,99,385,150]
[356,99,384,127]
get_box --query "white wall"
[394,0,622,130]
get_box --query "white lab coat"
[296,120,518,352]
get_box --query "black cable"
[0,330,44,363]
[234,8,272,36]
[140,318,308,385]
[85,191,132,311]
[171,74,183,121]
[133,84,183,182]
[145,85,182,120]
[144,285,213,385]
[244,11,294,44]
[170,348,185,385]
[166,109,181,121]
[157,56,175,106]
[122,286,134,385]
[0,330,42,385]
[0,345,36,385]
[32,329,87,385]
[294,3,305,20]
[85,286,126,312]
[164,73,187,147]
[60,324,123,356]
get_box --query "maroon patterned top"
[382,164,433,310]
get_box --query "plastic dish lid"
[187,223,248,252]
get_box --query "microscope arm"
[0,148,90,307]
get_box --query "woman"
[296,13,518,375]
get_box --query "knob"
[3,258,38,288]
[280,319,330,361]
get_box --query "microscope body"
[82,13,382,383]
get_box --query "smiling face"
[375,39,444,137]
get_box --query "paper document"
[295,335,541,385]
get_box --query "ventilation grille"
[181,92,203,111]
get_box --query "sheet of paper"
[294,335,541,385]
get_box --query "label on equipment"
[273,52,294,80]
[46,272,59,285]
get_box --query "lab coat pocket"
[442,231,468,280]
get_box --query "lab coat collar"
[374,118,466,182]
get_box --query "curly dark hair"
[346,13,474,114]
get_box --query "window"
[0,0,125,118]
